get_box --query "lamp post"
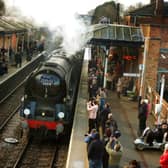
[103,48,109,88]
[138,37,149,107]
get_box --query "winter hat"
[165,143,168,151]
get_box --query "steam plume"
[5,0,90,55]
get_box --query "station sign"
[123,73,140,77]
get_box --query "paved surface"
[0,55,36,83]
[109,92,162,167]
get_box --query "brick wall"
[141,24,168,121]
[145,37,160,90]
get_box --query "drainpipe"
[158,74,165,124]
[139,37,149,107]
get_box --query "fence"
[145,83,168,123]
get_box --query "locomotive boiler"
[20,49,82,137]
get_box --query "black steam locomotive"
[20,49,83,137]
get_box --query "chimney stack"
[116,3,120,24]
[155,0,164,16]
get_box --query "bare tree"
[123,2,144,15]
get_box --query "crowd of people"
[85,56,142,168]
[84,54,168,167]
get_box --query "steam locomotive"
[20,49,83,137]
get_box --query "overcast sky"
[5,0,151,27]
[6,0,151,14]
[6,0,151,13]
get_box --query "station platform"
[0,53,45,102]
[0,55,34,84]
[66,59,161,168]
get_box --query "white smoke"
[5,0,91,55]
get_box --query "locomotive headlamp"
[57,112,65,119]
[24,108,30,116]
[42,112,45,116]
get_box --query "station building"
[125,0,168,120]
[86,0,168,122]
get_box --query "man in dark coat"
[15,46,22,68]
[99,103,111,135]
[88,133,104,168]
[138,99,148,136]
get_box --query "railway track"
[0,83,25,167]
[0,85,24,132]
[2,136,68,168]
[0,83,69,168]
[13,137,58,168]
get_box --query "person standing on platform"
[88,132,104,168]
[87,99,99,133]
[116,78,122,99]
[138,99,148,136]
[9,46,13,64]
[105,113,118,138]
[99,102,111,136]
[91,79,98,98]
[15,46,22,68]
[160,143,168,167]
[84,128,98,151]
[99,87,107,112]
[106,71,113,90]
[105,136,123,168]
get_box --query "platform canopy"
[87,24,144,47]
[0,16,36,35]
